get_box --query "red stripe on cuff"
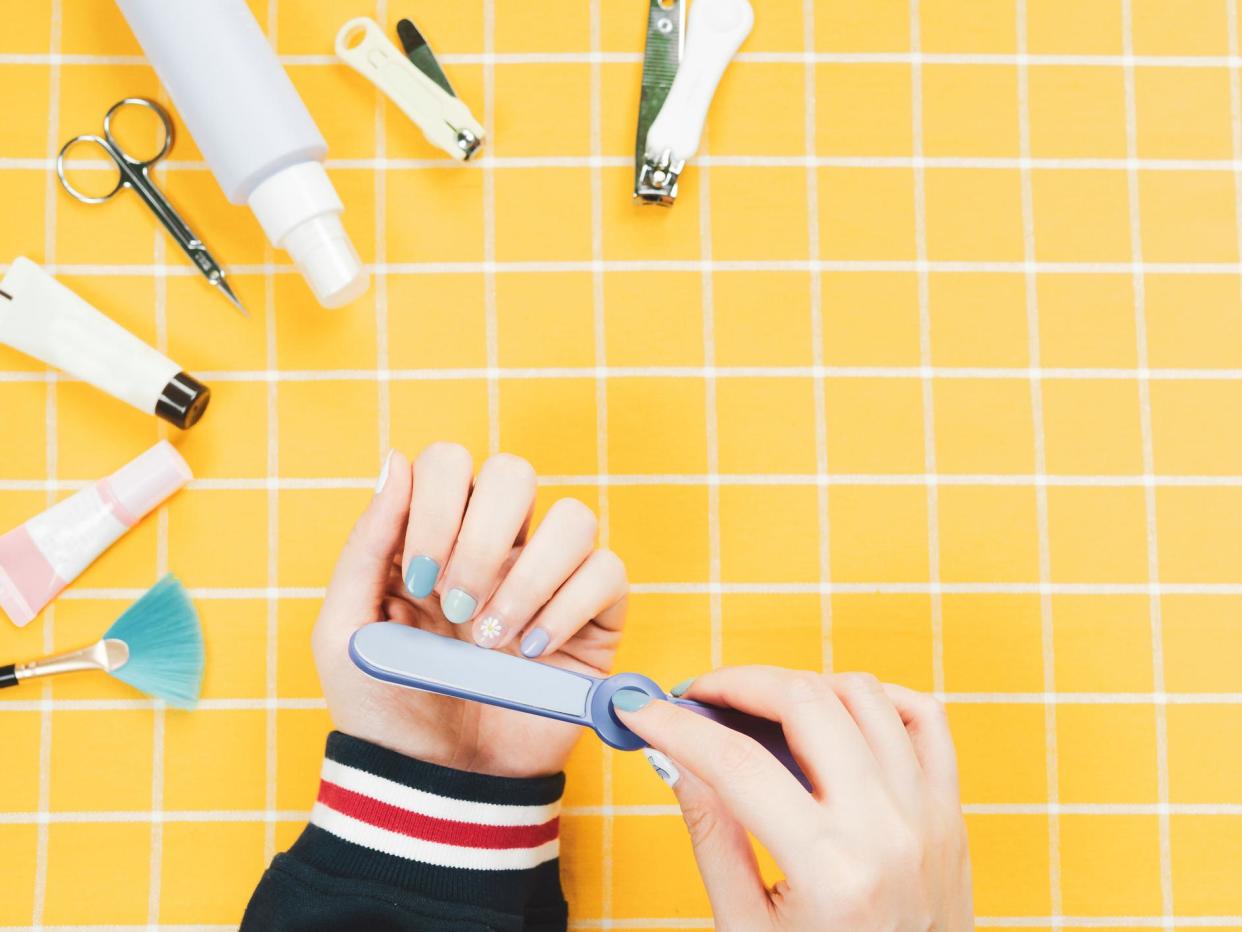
[317,780,560,850]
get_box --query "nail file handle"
[671,698,811,790]
[644,0,754,163]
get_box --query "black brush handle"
[0,664,18,688]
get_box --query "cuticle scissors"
[56,97,246,316]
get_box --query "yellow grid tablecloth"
[2,0,1241,927]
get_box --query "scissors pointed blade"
[215,274,248,317]
[396,19,457,97]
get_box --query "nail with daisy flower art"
[472,614,506,649]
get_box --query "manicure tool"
[0,575,203,709]
[335,17,485,161]
[350,622,811,790]
[634,0,754,206]
[56,97,246,315]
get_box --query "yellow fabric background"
[2,0,1241,926]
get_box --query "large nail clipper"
[634,0,754,206]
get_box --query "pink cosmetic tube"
[0,441,192,627]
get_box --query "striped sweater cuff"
[287,731,566,918]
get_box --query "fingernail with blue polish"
[520,627,550,658]
[442,587,478,624]
[669,677,696,697]
[612,688,653,713]
[643,749,680,788]
[404,556,439,599]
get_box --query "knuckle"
[714,733,767,781]
[549,497,598,536]
[417,441,472,473]
[837,671,883,695]
[484,452,537,487]
[786,671,832,706]
[594,548,628,586]
[680,799,726,847]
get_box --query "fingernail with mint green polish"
[442,587,478,624]
[669,677,696,697]
[520,627,550,658]
[404,556,439,599]
[612,688,653,713]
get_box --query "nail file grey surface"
[351,622,592,717]
[396,19,455,98]
[634,0,684,202]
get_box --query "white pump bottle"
[115,0,369,309]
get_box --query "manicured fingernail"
[374,449,394,494]
[473,615,506,648]
[643,749,680,788]
[442,587,477,624]
[669,677,695,697]
[612,688,652,713]
[404,556,439,599]
[520,627,550,658]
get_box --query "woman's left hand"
[312,444,628,778]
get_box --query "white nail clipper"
[635,0,754,206]
[336,17,485,161]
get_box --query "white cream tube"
[0,441,192,627]
[0,257,211,428]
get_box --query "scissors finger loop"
[103,97,174,167]
[55,134,125,204]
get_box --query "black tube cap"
[155,371,211,429]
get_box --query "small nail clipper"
[335,17,484,160]
[350,622,811,790]
[634,0,754,206]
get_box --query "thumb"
[642,750,773,929]
[318,449,413,632]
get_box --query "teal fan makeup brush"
[0,574,203,708]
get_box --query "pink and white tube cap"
[109,440,193,524]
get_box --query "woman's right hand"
[613,667,974,931]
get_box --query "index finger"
[614,695,822,868]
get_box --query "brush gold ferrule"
[13,639,129,682]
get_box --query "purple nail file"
[349,622,811,790]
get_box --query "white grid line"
[374,0,392,459]
[0,690,1238,712]
[23,580,1242,597]
[261,0,281,873]
[10,473,1242,491]
[29,153,1242,171]
[803,0,833,675]
[587,3,615,927]
[16,49,1242,66]
[483,1,500,456]
[1015,3,1062,924]
[4,921,1242,932]
[144,140,172,928]
[1120,4,1175,927]
[9,258,1242,274]
[1,800,1240,822]
[909,0,948,700]
[699,131,724,673]
[9,364,1242,383]
[31,1,62,923]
